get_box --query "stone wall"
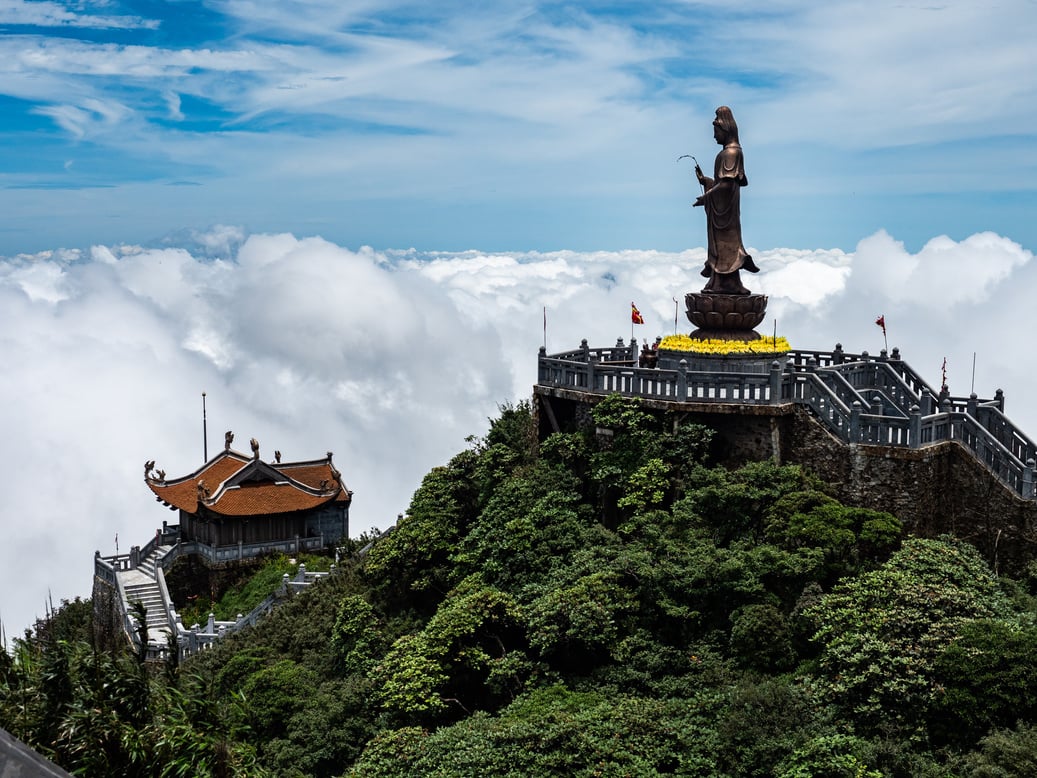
[90,575,123,654]
[783,405,1037,575]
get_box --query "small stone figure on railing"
[638,338,661,368]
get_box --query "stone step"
[126,595,163,607]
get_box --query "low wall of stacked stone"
[781,405,1036,574]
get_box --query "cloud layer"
[1,228,1033,637]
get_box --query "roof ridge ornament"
[250,437,260,460]
[225,430,234,451]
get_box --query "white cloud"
[0,0,159,30]
[848,230,1032,309]
[1,228,1034,643]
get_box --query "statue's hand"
[693,194,705,207]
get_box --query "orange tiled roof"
[145,448,351,517]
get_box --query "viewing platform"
[535,339,1037,502]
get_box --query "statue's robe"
[702,142,758,293]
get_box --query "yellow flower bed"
[658,334,791,355]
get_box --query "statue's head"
[713,106,739,144]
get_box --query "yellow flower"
[658,335,791,355]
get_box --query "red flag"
[631,302,645,325]
[875,314,886,335]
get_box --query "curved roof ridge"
[143,445,349,516]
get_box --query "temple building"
[144,435,351,548]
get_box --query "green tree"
[364,451,480,610]
[806,537,1010,734]
[375,575,528,723]
[330,595,386,676]
[963,723,1037,777]
[929,619,1037,747]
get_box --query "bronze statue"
[693,106,759,294]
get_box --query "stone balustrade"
[536,343,1037,500]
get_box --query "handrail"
[536,343,1036,500]
[155,565,177,642]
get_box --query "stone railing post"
[207,612,216,634]
[769,360,782,403]
[629,337,637,361]
[995,388,1005,412]
[129,545,140,569]
[296,563,307,583]
[581,339,590,362]
[281,573,289,596]
[587,359,596,392]
[967,393,978,417]
[849,401,862,442]
[890,347,901,361]
[1025,459,1036,500]
[909,404,921,447]
[677,359,688,401]
[806,357,817,374]
[615,337,625,348]
[832,343,844,364]
[921,392,934,416]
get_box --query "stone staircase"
[117,544,175,646]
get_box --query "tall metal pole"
[202,392,208,463]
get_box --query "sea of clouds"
[1,228,1033,638]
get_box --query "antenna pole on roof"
[202,392,208,463]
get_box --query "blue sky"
[2,0,1036,256]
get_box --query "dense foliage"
[4,396,1037,776]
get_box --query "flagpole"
[673,297,679,335]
